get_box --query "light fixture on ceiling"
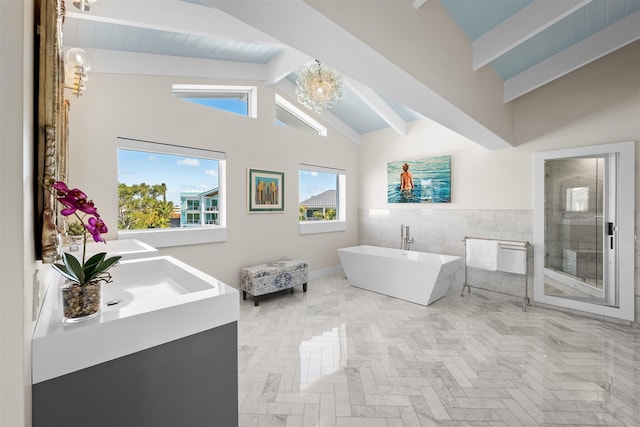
[295,60,343,114]
[64,48,91,97]
[72,0,97,13]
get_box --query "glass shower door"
[543,156,616,306]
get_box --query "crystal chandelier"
[295,60,343,114]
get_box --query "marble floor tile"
[236,274,640,426]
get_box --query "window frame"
[298,164,346,235]
[172,84,257,118]
[275,94,327,136]
[117,138,227,248]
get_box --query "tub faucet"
[400,224,414,250]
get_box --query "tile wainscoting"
[358,208,640,327]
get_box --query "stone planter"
[60,281,101,323]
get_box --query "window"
[566,187,589,212]
[186,213,200,225]
[186,200,200,211]
[275,94,327,136]
[299,164,346,235]
[172,84,257,118]
[117,138,226,247]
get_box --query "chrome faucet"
[400,224,414,250]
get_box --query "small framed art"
[248,168,284,212]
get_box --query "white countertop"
[32,256,239,384]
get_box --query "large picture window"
[117,138,226,247]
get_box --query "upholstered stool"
[240,260,308,306]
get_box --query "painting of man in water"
[387,155,451,203]
[248,169,284,212]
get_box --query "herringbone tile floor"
[237,274,640,427]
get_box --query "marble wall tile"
[358,208,640,327]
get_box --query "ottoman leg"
[254,296,259,307]
[242,290,247,300]
[303,283,307,292]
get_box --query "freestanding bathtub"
[337,245,464,306]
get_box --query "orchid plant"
[50,181,121,286]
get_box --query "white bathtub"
[337,245,464,306]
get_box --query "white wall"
[358,41,640,322]
[360,41,640,212]
[359,119,533,210]
[0,1,35,425]
[67,74,359,287]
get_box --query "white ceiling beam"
[473,0,592,70]
[264,48,310,86]
[64,0,284,46]
[207,0,512,150]
[504,10,640,102]
[344,78,407,136]
[80,47,266,80]
[276,79,361,145]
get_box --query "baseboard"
[309,265,344,280]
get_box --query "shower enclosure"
[533,141,635,321]
[543,156,613,304]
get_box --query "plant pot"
[60,281,101,323]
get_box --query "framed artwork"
[387,155,451,203]
[248,169,284,212]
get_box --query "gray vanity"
[32,255,239,427]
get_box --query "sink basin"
[64,238,159,260]
[32,256,239,384]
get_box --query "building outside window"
[180,188,219,226]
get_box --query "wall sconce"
[72,0,98,13]
[64,48,91,97]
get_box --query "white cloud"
[148,155,156,161]
[204,169,218,177]
[177,158,200,166]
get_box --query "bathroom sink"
[65,238,159,260]
[32,255,239,384]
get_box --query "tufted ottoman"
[240,260,308,306]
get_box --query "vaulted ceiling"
[63,0,640,148]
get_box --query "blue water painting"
[387,155,451,203]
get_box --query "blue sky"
[118,150,336,206]
[118,149,219,205]
[299,170,337,203]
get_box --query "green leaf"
[85,256,122,283]
[62,252,85,284]
[83,252,107,278]
[51,263,79,282]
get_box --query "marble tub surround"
[237,274,640,426]
[358,209,532,260]
[359,209,533,300]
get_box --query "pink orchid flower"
[85,216,108,243]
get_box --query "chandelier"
[64,48,91,97]
[295,60,343,114]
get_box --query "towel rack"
[461,236,531,311]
